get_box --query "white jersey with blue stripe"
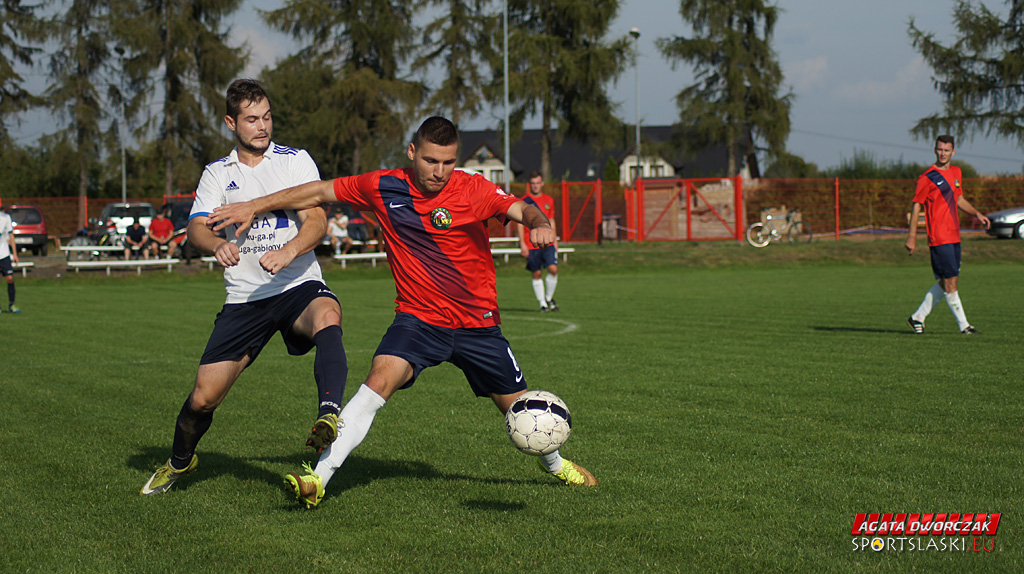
[190,142,324,303]
[0,212,13,259]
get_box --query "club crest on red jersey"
[430,207,453,230]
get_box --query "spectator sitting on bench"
[148,210,176,259]
[328,210,354,256]
[124,220,150,260]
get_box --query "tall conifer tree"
[657,0,791,176]
[115,0,245,196]
[910,1,1024,154]
[264,0,424,175]
[502,0,628,181]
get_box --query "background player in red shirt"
[210,117,598,509]
[904,135,990,334]
[518,171,560,311]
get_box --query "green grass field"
[1,238,1020,572]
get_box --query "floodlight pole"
[504,0,511,194]
[630,28,641,186]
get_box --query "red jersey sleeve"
[467,173,519,221]
[333,173,378,211]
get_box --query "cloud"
[832,56,933,107]
[786,56,829,91]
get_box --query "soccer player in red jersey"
[517,171,560,311]
[210,117,597,508]
[904,135,990,334]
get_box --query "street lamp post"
[504,0,511,194]
[629,28,641,186]
[115,46,127,203]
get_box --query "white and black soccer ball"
[505,390,572,456]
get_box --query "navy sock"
[312,325,347,418]
[171,395,214,468]
[7,283,13,305]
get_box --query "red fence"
[12,177,1024,245]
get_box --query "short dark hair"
[226,79,270,119]
[936,134,955,149]
[528,171,543,180]
[413,116,459,148]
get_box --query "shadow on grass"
[129,447,550,504]
[811,326,911,334]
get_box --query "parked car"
[4,205,48,256]
[98,202,157,237]
[984,206,1024,239]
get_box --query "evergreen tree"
[502,0,629,181]
[0,0,43,145]
[657,0,792,176]
[411,0,497,129]
[909,1,1024,156]
[45,0,111,226]
[263,0,425,175]
[114,0,245,196]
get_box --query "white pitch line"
[504,315,579,339]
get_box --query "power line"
[792,128,1023,165]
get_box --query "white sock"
[532,279,546,307]
[913,283,945,322]
[539,451,563,473]
[944,290,970,331]
[544,274,558,302]
[314,384,387,486]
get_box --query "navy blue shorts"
[930,242,961,280]
[0,257,12,277]
[375,312,528,397]
[525,245,557,272]
[200,280,339,366]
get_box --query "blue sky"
[14,0,1023,175]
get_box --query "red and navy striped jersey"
[333,169,520,328]
[912,165,963,246]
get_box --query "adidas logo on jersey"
[226,181,239,191]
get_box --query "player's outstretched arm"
[957,196,991,229]
[507,201,556,247]
[209,180,336,238]
[260,207,327,275]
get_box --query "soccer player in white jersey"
[0,198,21,313]
[141,79,349,495]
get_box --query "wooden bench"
[67,258,180,276]
[490,246,575,263]
[12,261,34,277]
[333,252,388,269]
[62,245,124,261]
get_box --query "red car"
[5,205,48,256]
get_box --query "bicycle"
[745,209,812,247]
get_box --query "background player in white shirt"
[141,79,349,496]
[0,198,21,313]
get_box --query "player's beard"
[237,130,271,155]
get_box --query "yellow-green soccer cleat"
[284,462,325,509]
[541,458,599,486]
[305,412,341,453]
[140,455,199,495]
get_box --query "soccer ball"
[505,390,572,455]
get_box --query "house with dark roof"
[458,126,759,185]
